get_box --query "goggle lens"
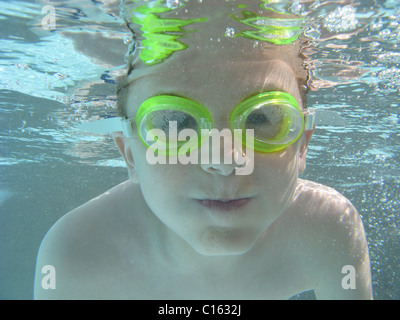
[244,103,303,145]
[140,110,202,154]
[142,110,198,134]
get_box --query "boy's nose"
[200,159,237,176]
[199,138,247,176]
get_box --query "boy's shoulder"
[283,178,360,237]
[37,180,147,254]
[273,178,362,258]
[41,181,140,242]
[282,179,371,299]
[291,178,356,216]
[34,181,149,299]
[279,178,364,264]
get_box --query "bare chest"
[99,245,313,300]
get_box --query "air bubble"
[377,52,400,65]
[225,27,235,37]
[370,41,381,49]
[166,0,180,9]
[377,68,400,91]
[323,6,358,33]
[379,29,392,39]
[370,20,383,31]
[388,21,399,29]
[290,1,304,16]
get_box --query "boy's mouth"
[195,198,253,211]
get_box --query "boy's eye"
[246,112,270,125]
[245,105,285,139]
[146,109,198,134]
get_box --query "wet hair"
[116,81,131,118]
[116,57,309,118]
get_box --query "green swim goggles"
[121,91,314,154]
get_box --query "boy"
[34,0,372,299]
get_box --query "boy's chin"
[194,244,253,257]
[190,230,258,256]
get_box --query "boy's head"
[114,0,314,256]
[117,0,309,116]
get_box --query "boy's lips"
[195,198,253,211]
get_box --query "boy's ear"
[298,126,315,174]
[113,132,139,183]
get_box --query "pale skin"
[34,58,372,300]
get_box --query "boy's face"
[117,57,310,256]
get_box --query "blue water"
[1,0,399,299]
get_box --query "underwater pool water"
[0,0,399,299]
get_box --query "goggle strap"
[122,118,136,137]
[75,117,125,135]
[304,110,315,131]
